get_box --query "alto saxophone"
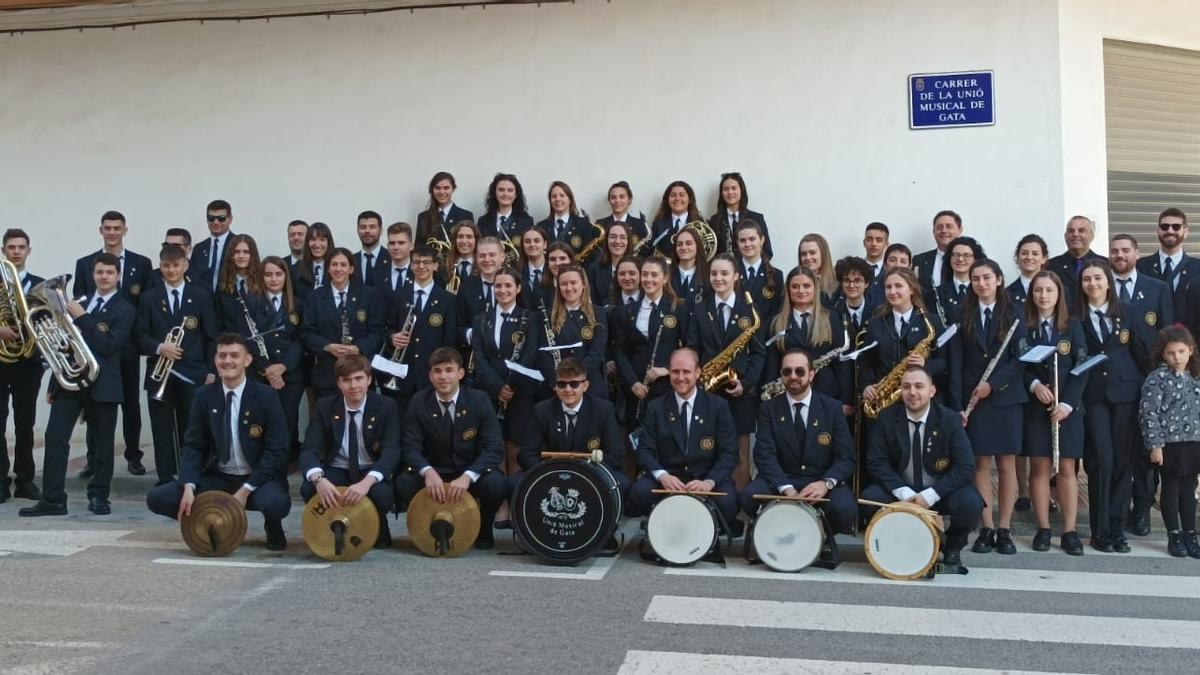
[862,310,935,418]
[574,210,607,264]
[700,291,760,391]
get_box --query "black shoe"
[1014,497,1032,512]
[374,522,393,550]
[1032,528,1052,552]
[265,522,287,551]
[942,550,963,567]
[474,528,495,550]
[13,482,41,500]
[1167,531,1187,557]
[726,518,745,539]
[971,527,995,554]
[78,464,95,479]
[1132,506,1151,536]
[1112,536,1131,553]
[1090,536,1113,553]
[0,483,9,503]
[19,500,67,517]
[1061,531,1084,556]
[87,496,111,515]
[127,460,147,476]
[493,519,513,531]
[994,528,1017,555]
[1184,531,1200,560]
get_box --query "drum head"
[752,501,825,572]
[513,460,621,565]
[647,494,717,565]
[864,509,938,580]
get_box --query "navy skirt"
[1021,401,1084,460]
[966,398,1022,456]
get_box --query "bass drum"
[512,459,623,566]
[646,494,719,566]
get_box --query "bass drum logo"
[540,486,587,521]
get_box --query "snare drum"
[863,501,942,580]
[512,458,623,566]
[646,494,719,566]
[750,500,826,572]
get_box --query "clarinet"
[539,297,561,369]
[237,292,269,361]
[635,303,667,420]
[931,283,949,328]
[340,306,352,344]
[497,312,530,421]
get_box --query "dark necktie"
[171,289,180,316]
[798,312,810,338]
[440,400,454,437]
[1074,257,1085,276]
[565,411,577,447]
[238,279,246,296]
[674,218,682,232]
[1164,257,1175,286]
[459,260,470,278]
[627,296,636,306]
[746,266,756,280]
[910,420,924,490]
[1095,310,1110,342]
[556,218,566,240]
[1041,320,1052,344]
[484,282,493,307]
[314,266,322,287]
[221,391,234,464]
[91,297,105,315]
[533,269,542,286]
[793,402,806,448]
[209,238,219,273]
[415,289,426,314]
[499,215,509,233]
[679,401,690,444]
[899,315,909,338]
[347,410,362,482]
[957,283,967,299]
[729,214,737,231]
[272,296,280,313]
[1118,278,1131,303]
[983,307,993,341]
[393,269,402,291]
[440,210,448,226]
[337,291,346,310]
[364,252,374,279]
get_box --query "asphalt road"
[3,464,1200,675]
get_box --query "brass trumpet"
[382,304,418,391]
[150,325,185,401]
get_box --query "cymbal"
[301,488,380,562]
[181,491,247,557]
[406,487,480,558]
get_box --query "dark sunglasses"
[781,367,808,377]
[1158,222,1184,232]
[207,214,228,223]
[554,380,586,390]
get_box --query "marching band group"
[4,170,1200,566]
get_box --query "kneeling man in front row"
[861,365,984,567]
[300,354,402,549]
[739,348,856,563]
[146,334,291,550]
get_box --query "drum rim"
[512,459,622,564]
[647,493,718,565]
[863,507,940,580]
[752,500,825,572]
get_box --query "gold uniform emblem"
[1145,311,1157,327]
[97,322,109,333]
[184,315,198,330]
[289,312,300,326]
[130,283,141,297]
[1119,329,1130,345]
[580,325,594,341]
[662,315,677,329]
[356,309,367,323]
[511,331,524,345]
[1057,339,1071,355]
[429,313,443,328]
[570,235,583,249]
[934,458,950,472]
[817,431,831,446]
[587,438,601,451]
[699,436,715,451]
[248,424,263,439]
[463,427,477,441]
[737,317,751,330]
[762,286,775,299]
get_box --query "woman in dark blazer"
[708,171,773,257]
[538,264,608,399]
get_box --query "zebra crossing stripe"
[616,650,1085,674]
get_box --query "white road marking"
[0,598,173,613]
[0,530,139,556]
[2,641,110,649]
[663,559,1200,599]
[616,650,1086,674]
[488,520,636,581]
[644,595,1200,649]
[152,557,329,570]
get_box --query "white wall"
[1058,0,1200,242]
[0,0,1064,281]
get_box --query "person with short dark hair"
[300,247,386,401]
[912,210,963,291]
[1009,234,1048,306]
[150,228,210,291]
[285,220,309,268]
[72,211,152,478]
[862,222,889,280]
[135,243,218,484]
[373,222,415,301]
[596,181,648,242]
[300,354,402,548]
[191,200,236,293]
[21,253,134,517]
[381,244,457,412]
[833,256,876,335]
[144,334,292,550]
[353,210,389,287]
[861,366,984,567]
[395,346,507,549]
[1137,208,1197,318]
[0,229,45,503]
[866,244,912,309]
[742,349,855,565]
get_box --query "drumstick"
[540,452,592,460]
[753,494,829,503]
[857,498,937,516]
[652,489,728,497]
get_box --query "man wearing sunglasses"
[190,199,236,293]
[738,349,855,566]
[1137,208,1197,317]
[516,358,629,497]
[627,348,739,534]
[72,210,152,478]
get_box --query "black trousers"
[146,472,291,524]
[299,466,394,520]
[119,347,142,460]
[627,474,738,526]
[42,391,117,503]
[738,478,858,535]
[393,468,508,526]
[278,380,305,461]
[146,378,196,482]
[0,360,43,488]
[860,483,984,555]
[1131,443,1160,512]
[1084,400,1136,542]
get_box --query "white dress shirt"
[892,308,914,336]
[777,389,814,493]
[214,378,255,490]
[417,388,479,482]
[893,406,940,506]
[653,388,699,479]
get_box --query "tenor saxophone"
[862,310,935,418]
[700,292,760,391]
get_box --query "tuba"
[25,275,100,391]
[0,259,36,362]
[862,310,935,418]
[700,292,760,391]
[672,220,719,262]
